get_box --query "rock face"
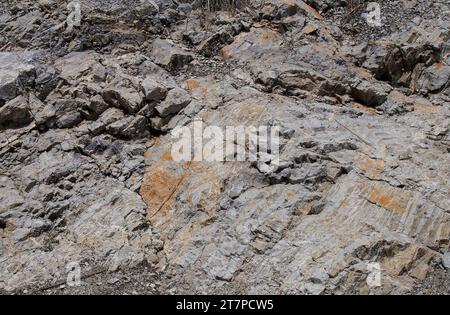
[0,0,449,295]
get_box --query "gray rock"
[0,95,33,129]
[443,252,450,269]
[304,282,325,295]
[88,108,125,135]
[56,111,83,129]
[54,51,101,82]
[378,90,413,115]
[197,30,234,57]
[135,0,159,16]
[1,0,449,296]
[152,39,194,69]
[107,115,148,139]
[103,86,144,115]
[87,94,110,116]
[0,176,25,213]
[155,87,191,117]
[12,228,31,243]
[351,80,391,107]
[141,77,168,101]
[416,63,450,94]
[0,52,36,105]
[28,93,55,128]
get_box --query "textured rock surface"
[0,0,448,294]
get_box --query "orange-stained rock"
[367,184,412,214]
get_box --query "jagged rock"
[87,94,110,116]
[351,80,392,107]
[0,176,25,214]
[0,95,33,129]
[54,51,102,82]
[197,30,234,57]
[107,115,148,139]
[103,86,144,115]
[37,0,55,9]
[0,0,449,296]
[141,77,168,101]
[378,90,413,115]
[87,108,125,135]
[152,39,194,69]
[135,0,160,16]
[183,31,210,46]
[369,23,449,91]
[154,87,191,117]
[416,63,450,94]
[149,115,171,131]
[443,252,450,269]
[0,52,36,105]
[56,111,83,129]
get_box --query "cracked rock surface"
[0,0,449,294]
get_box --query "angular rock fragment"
[443,252,450,269]
[0,95,33,129]
[54,51,101,82]
[0,52,36,105]
[351,80,392,107]
[416,63,450,94]
[152,39,194,69]
[197,30,234,57]
[378,90,413,115]
[141,77,168,101]
[87,107,125,135]
[103,86,144,115]
[155,87,191,117]
[87,94,110,116]
[107,115,148,139]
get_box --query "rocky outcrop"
[0,0,448,295]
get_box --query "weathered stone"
[443,252,450,269]
[87,107,125,135]
[1,0,449,296]
[87,94,110,116]
[416,63,450,94]
[56,111,83,129]
[0,52,36,105]
[0,95,33,129]
[135,0,159,16]
[197,31,234,57]
[54,51,101,82]
[351,80,392,107]
[155,87,191,117]
[141,77,168,101]
[107,115,148,139]
[378,90,413,115]
[103,86,144,115]
[152,39,194,69]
